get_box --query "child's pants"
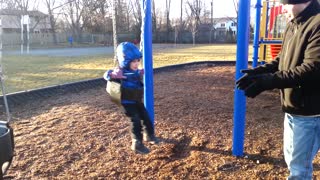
[122,102,154,141]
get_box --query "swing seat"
[0,121,14,178]
[106,80,122,106]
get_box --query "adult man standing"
[236,0,320,179]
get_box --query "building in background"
[213,17,237,42]
[0,9,52,33]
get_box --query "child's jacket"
[104,42,143,104]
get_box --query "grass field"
[1,44,253,93]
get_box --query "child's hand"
[110,68,127,79]
[139,69,144,76]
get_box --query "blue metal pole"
[142,0,154,125]
[252,0,262,68]
[232,0,251,157]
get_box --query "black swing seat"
[0,121,14,178]
[106,80,144,106]
[106,80,121,106]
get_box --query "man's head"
[281,0,313,20]
[116,42,142,70]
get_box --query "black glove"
[243,73,276,98]
[236,69,263,90]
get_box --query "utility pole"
[180,0,183,43]
[211,0,213,26]
[210,0,213,43]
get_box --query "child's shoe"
[131,140,150,154]
[143,133,160,145]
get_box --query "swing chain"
[139,0,147,53]
[0,64,3,80]
[0,18,11,123]
[112,0,119,67]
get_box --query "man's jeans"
[284,113,320,179]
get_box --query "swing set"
[233,0,286,156]
[0,0,154,178]
[0,0,288,177]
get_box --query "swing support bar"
[232,0,251,157]
[141,0,154,126]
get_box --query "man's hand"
[240,69,260,75]
[236,68,268,90]
[243,73,275,98]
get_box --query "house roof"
[0,9,47,17]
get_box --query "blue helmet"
[116,42,142,69]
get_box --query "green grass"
[1,54,113,93]
[1,44,253,94]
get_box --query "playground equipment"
[106,0,287,157]
[0,18,14,180]
[106,79,122,106]
[233,0,251,156]
[233,0,287,156]
[106,0,154,124]
[140,0,154,124]
[253,0,287,67]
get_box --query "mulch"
[3,64,320,179]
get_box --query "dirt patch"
[3,64,320,179]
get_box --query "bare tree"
[0,0,17,9]
[186,0,203,45]
[64,0,91,43]
[125,0,133,32]
[44,0,58,44]
[225,0,238,26]
[42,0,85,45]
[15,0,39,13]
[83,0,112,44]
[152,0,157,37]
[130,0,142,41]
[131,0,141,25]
[232,0,238,16]
[115,0,130,32]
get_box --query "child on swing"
[104,42,159,154]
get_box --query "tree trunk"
[49,14,58,45]
[152,0,156,37]
[192,32,195,46]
